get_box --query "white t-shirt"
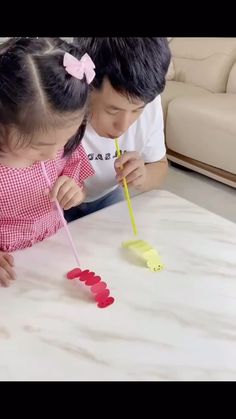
[83,95,166,202]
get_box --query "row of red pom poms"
[67,268,115,308]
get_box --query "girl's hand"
[49,176,85,210]
[0,252,16,287]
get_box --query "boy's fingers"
[115,151,139,169]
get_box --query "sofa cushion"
[161,80,209,119]
[166,59,175,80]
[170,38,236,93]
[226,62,236,93]
[166,94,236,174]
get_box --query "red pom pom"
[95,289,110,302]
[85,275,101,286]
[97,297,115,308]
[67,268,82,279]
[77,270,92,281]
[91,281,107,294]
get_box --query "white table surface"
[0,190,236,381]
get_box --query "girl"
[0,37,95,287]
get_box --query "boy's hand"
[0,252,16,287]
[49,176,85,210]
[114,151,147,189]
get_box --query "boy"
[65,37,171,221]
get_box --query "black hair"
[74,37,171,103]
[0,37,90,155]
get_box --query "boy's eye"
[106,110,119,115]
[132,108,144,114]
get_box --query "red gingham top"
[0,145,94,253]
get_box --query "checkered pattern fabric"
[0,145,94,252]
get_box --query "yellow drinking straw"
[114,138,164,272]
[115,138,138,236]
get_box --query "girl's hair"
[0,37,90,155]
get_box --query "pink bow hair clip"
[63,52,95,84]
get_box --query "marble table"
[0,190,236,381]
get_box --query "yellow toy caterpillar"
[122,239,164,272]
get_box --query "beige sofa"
[161,38,236,188]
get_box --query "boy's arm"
[141,157,168,191]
